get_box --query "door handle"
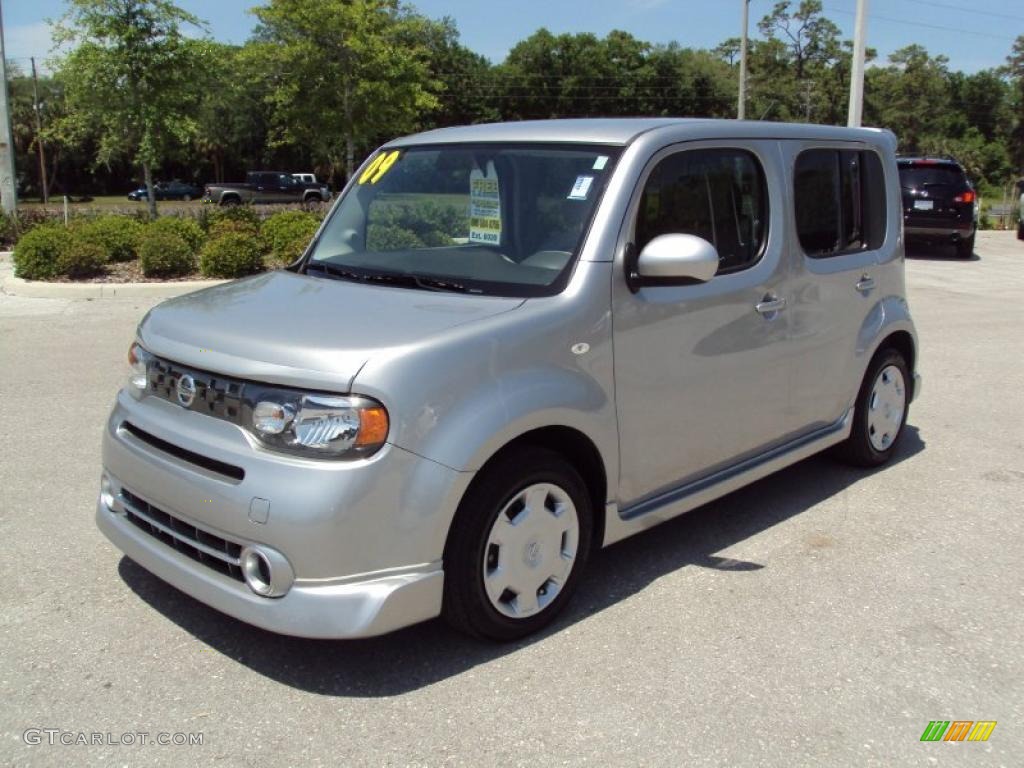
[755,295,787,315]
[856,275,876,293]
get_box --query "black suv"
[897,157,978,258]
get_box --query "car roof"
[386,118,893,148]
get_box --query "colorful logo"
[920,721,997,742]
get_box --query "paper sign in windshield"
[469,168,502,246]
[568,175,594,200]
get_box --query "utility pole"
[31,58,48,204]
[847,0,869,127]
[0,0,18,214]
[738,0,751,120]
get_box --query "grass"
[17,195,204,215]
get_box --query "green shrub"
[201,204,261,234]
[0,210,16,247]
[146,216,205,255]
[262,210,320,266]
[138,229,195,277]
[73,215,143,262]
[208,217,261,239]
[12,225,72,280]
[59,236,107,277]
[199,232,265,278]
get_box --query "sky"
[4,0,1022,75]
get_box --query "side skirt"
[602,410,853,547]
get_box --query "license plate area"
[914,200,934,211]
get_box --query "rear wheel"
[220,196,241,207]
[443,447,592,641]
[834,348,910,467]
[956,233,975,258]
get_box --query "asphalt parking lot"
[1,231,1022,766]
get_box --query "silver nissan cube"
[97,119,921,641]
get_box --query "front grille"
[149,357,245,422]
[120,489,244,582]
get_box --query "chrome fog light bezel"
[239,546,294,598]
[100,473,116,511]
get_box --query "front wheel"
[834,348,911,467]
[443,448,592,641]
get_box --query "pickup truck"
[203,172,332,206]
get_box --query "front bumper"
[97,488,443,638]
[97,389,471,638]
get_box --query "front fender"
[352,260,618,494]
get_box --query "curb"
[0,252,226,300]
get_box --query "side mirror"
[627,233,719,292]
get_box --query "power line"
[897,0,1024,23]
[824,5,1019,42]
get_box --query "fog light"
[100,473,115,510]
[241,547,285,597]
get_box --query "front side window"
[305,144,620,297]
[795,148,887,257]
[635,148,768,274]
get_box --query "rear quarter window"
[794,148,887,258]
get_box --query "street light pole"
[847,0,869,127]
[0,0,19,214]
[738,0,751,120]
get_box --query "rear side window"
[794,149,887,257]
[636,148,768,275]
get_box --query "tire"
[443,447,593,641]
[834,348,911,468]
[220,197,241,207]
[956,233,975,259]
[303,194,320,205]
[182,194,192,202]
[1017,221,1023,241]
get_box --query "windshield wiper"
[305,262,476,293]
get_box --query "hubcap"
[482,483,579,619]
[867,364,906,451]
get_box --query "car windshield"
[305,143,620,297]
[898,164,965,190]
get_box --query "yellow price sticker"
[358,150,401,185]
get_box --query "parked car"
[127,180,204,201]
[897,156,978,258]
[97,119,921,641]
[1017,179,1023,241]
[203,172,332,206]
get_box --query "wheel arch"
[855,295,918,400]
[449,425,608,556]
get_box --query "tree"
[755,0,842,122]
[1006,35,1024,172]
[866,45,951,153]
[52,0,210,217]
[250,0,441,181]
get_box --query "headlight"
[244,389,388,460]
[127,342,153,395]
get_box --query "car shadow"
[118,425,925,697]
[905,243,980,261]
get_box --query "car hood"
[138,270,525,391]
